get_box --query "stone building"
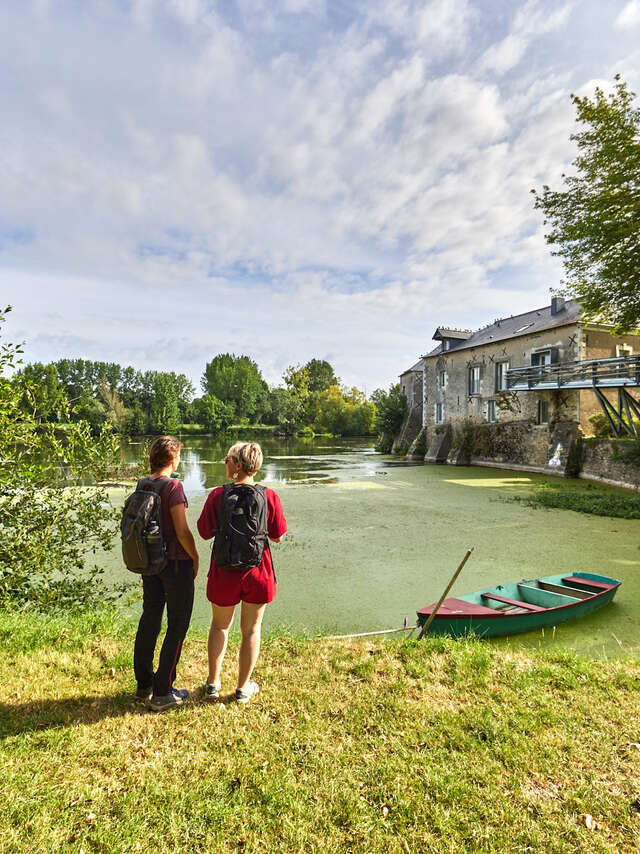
[398,298,640,473]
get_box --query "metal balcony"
[506,355,640,391]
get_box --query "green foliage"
[514,484,640,518]
[192,394,234,432]
[312,385,376,436]
[266,387,305,435]
[201,353,267,421]
[283,363,310,401]
[0,308,122,608]
[15,358,195,436]
[150,373,180,434]
[305,358,338,393]
[588,411,640,438]
[371,384,408,438]
[533,76,640,331]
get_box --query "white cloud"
[0,1,636,391]
[615,1,640,29]
[480,1,573,75]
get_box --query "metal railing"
[506,355,640,390]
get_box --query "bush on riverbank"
[2,608,639,853]
[512,483,640,519]
[0,308,123,608]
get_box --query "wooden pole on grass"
[417,547,474,640]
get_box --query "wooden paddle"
[417,547,475,640]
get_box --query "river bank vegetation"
[12,347,406,440]
[1,607,639,853]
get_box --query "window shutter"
[550,347,559,364]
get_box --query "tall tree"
[532,76,640,331]
[304,359,338,393]
[371,384,408,438]
[201,354,266,421]
[150,374,180,434]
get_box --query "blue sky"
[2,0,640,392]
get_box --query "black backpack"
[214,483,268,571]
[121,477,169,575]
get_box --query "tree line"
[13,353,406,439]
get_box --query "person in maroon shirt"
[133,436,200,712]
[197,442,287,703]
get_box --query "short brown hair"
[227,441,263,475]
[149,436,183,472]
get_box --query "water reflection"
[121,435,390,494]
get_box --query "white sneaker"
[235,681,260,703]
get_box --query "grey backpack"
[121,477,169,575]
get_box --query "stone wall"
[392,403,423,453]
[580,439,640,490]
[442,418,580,473]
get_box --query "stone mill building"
[395,298,640,485]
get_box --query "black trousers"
[133,559,195,697]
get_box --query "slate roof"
[399,358,424,377]
[423,300,581,359]
[433,327,472,341]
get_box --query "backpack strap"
[137,476,171,495]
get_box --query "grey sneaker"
[172,687,189,702]
[235,681,260,704]
[204,681,221,701]
[135,685,153,703]
[148,693,180,712]
[148,687,188,712]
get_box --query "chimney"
[551,296,565,315]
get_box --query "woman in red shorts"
[197,441,287,703]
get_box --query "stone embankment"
[396,417,640,490]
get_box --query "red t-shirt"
[144,477,189,560]
[197,485,287,575]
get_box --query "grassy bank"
[510,482,640,519]
[1,609,639,853]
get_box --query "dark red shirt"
[145,477,189,560]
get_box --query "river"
[108,435,640,658]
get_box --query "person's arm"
[267,491,287,543]
[197,492,216,540]
[170,503,200,578]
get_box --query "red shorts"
[206,564,277,607]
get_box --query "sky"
[2,0,640,394]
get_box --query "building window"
[487,400,497,422]
[531,350,551,368]
[617,344,633,357]
[442,340,450,351]
[434,403,443,424]
[495,361,510,392]
[537,399,549,424]
[468,365,481,395]
[439,370,447,389]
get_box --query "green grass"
[1,608,639,853]
[512,485,640,519]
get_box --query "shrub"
[0,308,122,609]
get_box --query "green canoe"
[417,572,621,638]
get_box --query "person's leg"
[133,575,165,692]
[153,561,195,697]
[207,604,235,686]
[237,601,266,691]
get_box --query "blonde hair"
[227,441,263,475]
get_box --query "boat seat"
[480,593,545,612]
[562,576,611,591]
